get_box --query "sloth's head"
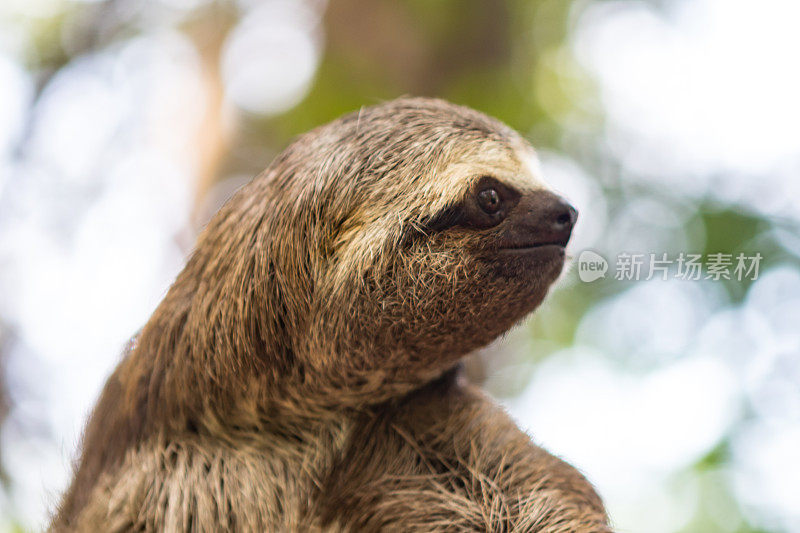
[194,97,576,403]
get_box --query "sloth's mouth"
[497,240,568,253]
[498,243,566,257]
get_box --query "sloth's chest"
[76,430,350,532]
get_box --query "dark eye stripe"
[420,203,465,233]
[414,177,522,235]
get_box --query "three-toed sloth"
[52,97,609,532]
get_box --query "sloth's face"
[394,146,576,354]
[311,140,576,384]
[419,151,576,278]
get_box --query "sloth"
[52,97,609,532]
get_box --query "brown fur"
[51,97,610,532]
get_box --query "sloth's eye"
[477,188,502,215]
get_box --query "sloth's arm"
[320,371,611,533]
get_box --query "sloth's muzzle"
[497,190,578,252]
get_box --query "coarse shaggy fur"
[51,97,611,532]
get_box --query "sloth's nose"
[551,198,578,234]
[503,191,578,249]
[538,195,577,247]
